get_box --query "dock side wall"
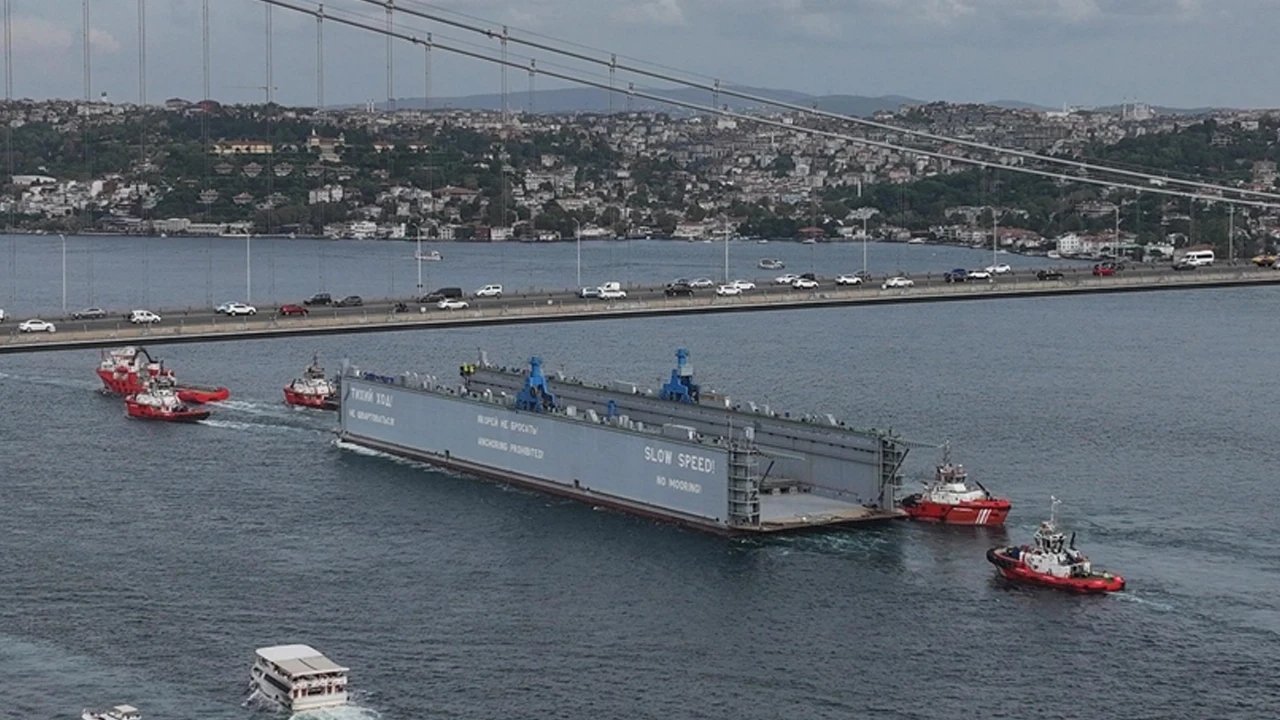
[341,377,733,524]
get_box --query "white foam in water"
[289,705,382,720]
[199,418,320,436]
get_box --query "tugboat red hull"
[902,497,1011,525]
[97,369,229,404]
[986,548,1124,594]
[125,400,211,423]
[283,387,338,410]
[176,386,231,404]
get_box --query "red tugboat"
[124,381,212,423]
[986,498,1125,594]
[96,346,230,404]
[283,356,339,410]
[900,444,1011,525]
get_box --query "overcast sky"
[9,0,1279,109]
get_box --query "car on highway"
[671,277,692,287]
[985,263,1013,274]
[1092,264,1116,277]
[335,295,364,307]
[715,284,743,297]
[967,269,993,281]
[0,308,5,321]
[689,277,715,289]
[303,293,332,306]
[18,318,55,333]
[597,282,627,300]
[437,298,470,310]
[835,274,864,286]
[419,287,463,303]
[72,307,106,320]
[729,279,756,291]
[1036,269,1065,281]
[223,302,257,316]
[664,282,694,297]
[944,268,968,283]
[215,301,237,314]
[1172,261,1197,271]
[1252,253,1278,267]
[882,276,914,289]
[791,277,819,290]
[279,304,309,316]
[578,286,602,299]
[773,273,800,285]
[475,284,504,298]
[129,309,161,324]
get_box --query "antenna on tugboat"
[1049,495,1060,527]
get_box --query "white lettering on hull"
[644,446,716,474]
[478,436,545,460]
[656,475,703,494]
[352,409,395,426]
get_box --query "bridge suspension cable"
[354,0,1280,205]
[252,0,1280,210]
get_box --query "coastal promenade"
[2,265,1276,354]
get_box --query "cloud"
[11,16,74,53]
[89,28,122,54]
[615,0,687,26]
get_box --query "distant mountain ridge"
[376,86,1230,117]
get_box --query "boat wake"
[0,371,100,392]
[1113,591,1175,612]
[199,418,322,436]
[288,705,381,720]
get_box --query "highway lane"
[1,262,1273,338]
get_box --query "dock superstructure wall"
[340,376,734,527]
[466,367,902,508]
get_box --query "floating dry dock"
[338,350,911,535]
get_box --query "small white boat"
[801,238,817,245]
[1047,250,1061,259]
[907,238,926,245]
[414,249,443,261]
[250,644,349,712]
[83,705,141,720]
[758,258,785,270]
[757,239,769,244]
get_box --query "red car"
[279,304,309,316]
[1092,265,1115,277]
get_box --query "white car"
[985,263,1012,274]
[214,301,237,314]
[224,302,257,316]
[716,284,743,296]
[774,274,800,285]
[835,274,864,286]
[967,269,993,281]
[791,277,819,290]
[881,276,914,289]
[474,284,503,298]
[689,278,715,289]
[129,309,162,324]
[599,288,628,300]
[437,298,470,310]
[18,318,55,333]
[1,308,8,321]
[729,279,756,291]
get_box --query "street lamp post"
[574,219,581,287]
[415,226,423,292]
[1114,204,1121,259]
[1229,204,1235,262]
[245,230,252,303]
[60,233,67,314]
[862,214,869,274]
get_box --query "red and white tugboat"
[283,356,339,410]
[986,497,1125,594]
[900,444,1011,525]
[124,380,211,423]
[96,346,230,404]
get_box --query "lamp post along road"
[574,219,581,287]
[245,231,252,303]
[60,233,67,314]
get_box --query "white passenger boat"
[414,249,443,261]
[250,644,349,712]
[82,705,141,720]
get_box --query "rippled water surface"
[0,237,1275,719]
